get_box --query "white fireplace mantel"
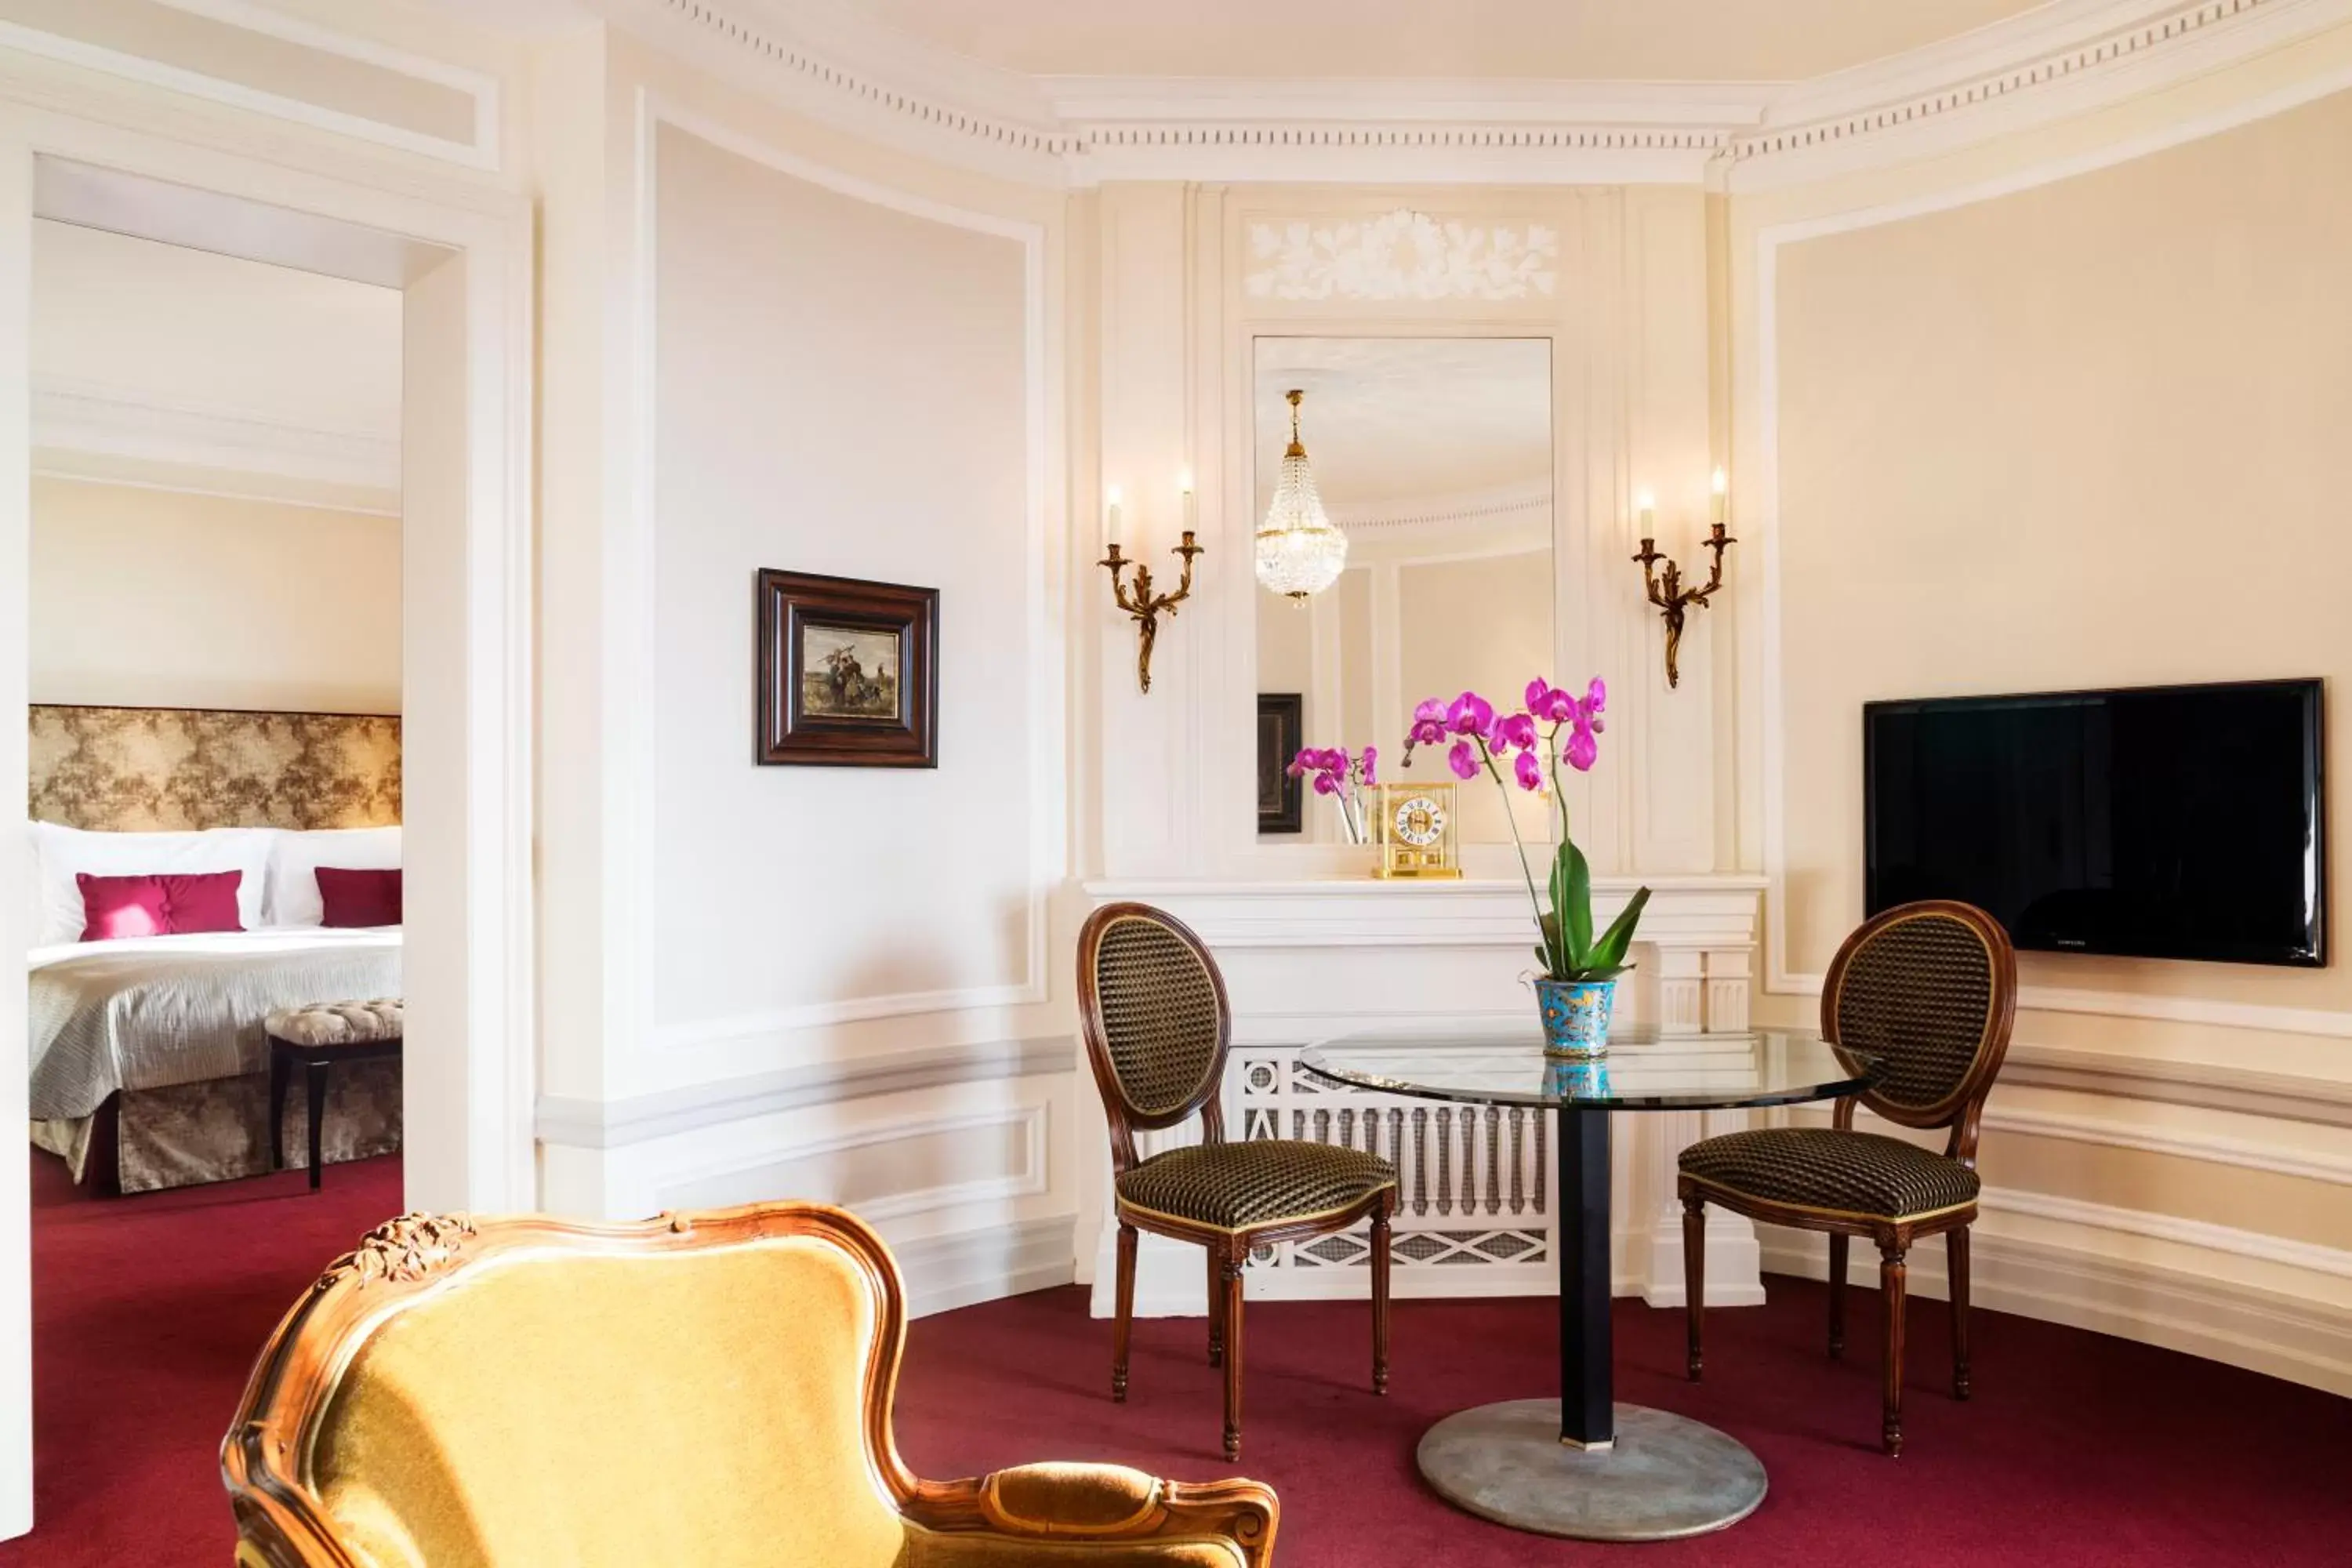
[1076,873,1772,1317]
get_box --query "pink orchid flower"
[1446,691,1494,736]
[1446,741,1479,780]
[1513,749,1544,790]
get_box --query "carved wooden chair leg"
[1681,1191,1707,1381]
[1220,1247,1247,1461]
[1112,1223,1137,1403]
[1207,1247,1225,1368]
[1828,1232,1849,1359]
[1878,1234,1908,1456]
[1370,1198,1392,1395]
[1948,1225,1973,1401]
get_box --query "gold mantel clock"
[1374,782,1461,880]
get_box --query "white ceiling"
[845,0,2050,82]
[1253,338,1550,511]
[31,220,404,511]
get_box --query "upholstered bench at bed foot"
[267,1000,405,1192]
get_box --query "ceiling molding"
[1329,482,1553,535]
[606,0,2352,188]
[31,378,401,512]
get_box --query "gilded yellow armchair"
[222,1203,1278,1567]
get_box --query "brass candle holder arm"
[1101,531,1203,693]
[1632,523,1736,689]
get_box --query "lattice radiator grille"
[1232,1047,1555,1290]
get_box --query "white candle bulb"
[1636,488,1656,534]
[1711,466,1728,526]
[1178,467,1196,532]
[1105,485,1123,546]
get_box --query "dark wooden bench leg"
[267,1044,289,1173]
[305,1058,329,1192]
[1207,1244,1224,1367]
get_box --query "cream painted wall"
[651,123,1033,1030]
[1730,33,2352,1392]
[1773,91,2352,1007]
[27,477,401,713]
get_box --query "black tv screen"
[1864,680,2325,967]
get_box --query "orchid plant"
[1404,679,1652,984]
[1287,745,1377,845]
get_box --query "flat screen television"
[1864,679,2326,967]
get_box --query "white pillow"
[31,823,278,945]
[265,826,402,927]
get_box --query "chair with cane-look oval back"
[1678,899,2016,1455]
[1079,902,1398,1461]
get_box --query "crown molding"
[31,378,401,514]
[1327,481,1552,534]
[604,0,2352,189]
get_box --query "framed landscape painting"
[756,568,939,768]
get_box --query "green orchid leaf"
[1588,884,1653,972]
[1553,839,1595,965]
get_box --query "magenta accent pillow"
[317,867,402,928]
[76,871,246,942]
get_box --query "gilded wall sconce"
[1101,478,1204,694]
[1631,468,1736,689]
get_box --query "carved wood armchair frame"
[223,1203,1278,1566]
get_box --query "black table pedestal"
[1412,1105,1768,1541]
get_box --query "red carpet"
[13,1148,2351,1563]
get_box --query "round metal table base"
[1416,1399,1767,1541]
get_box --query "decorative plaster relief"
[1246,209,1559,302]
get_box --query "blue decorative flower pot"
[1536,978,1617,1058]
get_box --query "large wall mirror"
[1253,337,1555,845]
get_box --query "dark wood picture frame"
[1256,692,1305,834]
[757,569,939,768]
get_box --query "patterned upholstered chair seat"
[1679,1127,1979,1221]
[265,999,404,1047]
[1117,1141,1396,1232]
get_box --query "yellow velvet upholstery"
[227,1203,1278,1567]
[311,1239,906,1567]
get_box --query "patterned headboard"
[29,706,401,831]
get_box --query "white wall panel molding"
[536,1034,1073,1149]
[604,0,2352,188]
[622,93,1060,1080]
[654,1102,1051,1222]
[1759,1185,2352,1396]
[895,1214,1078,1319]
[2002,1042,2352,1129]
[0,0,503,171]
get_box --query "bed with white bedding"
[29,929,404,1192]
[25,703,406,1192]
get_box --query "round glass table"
[1300,1023,1875,1542]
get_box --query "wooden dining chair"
[1677,899,2016,1455]
[1078,902,1398,1461]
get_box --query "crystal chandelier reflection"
[1255,388,1348,601]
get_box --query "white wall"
[651,124,1033,1032]
[530,38,1078,1313]
[28,477,401,713]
